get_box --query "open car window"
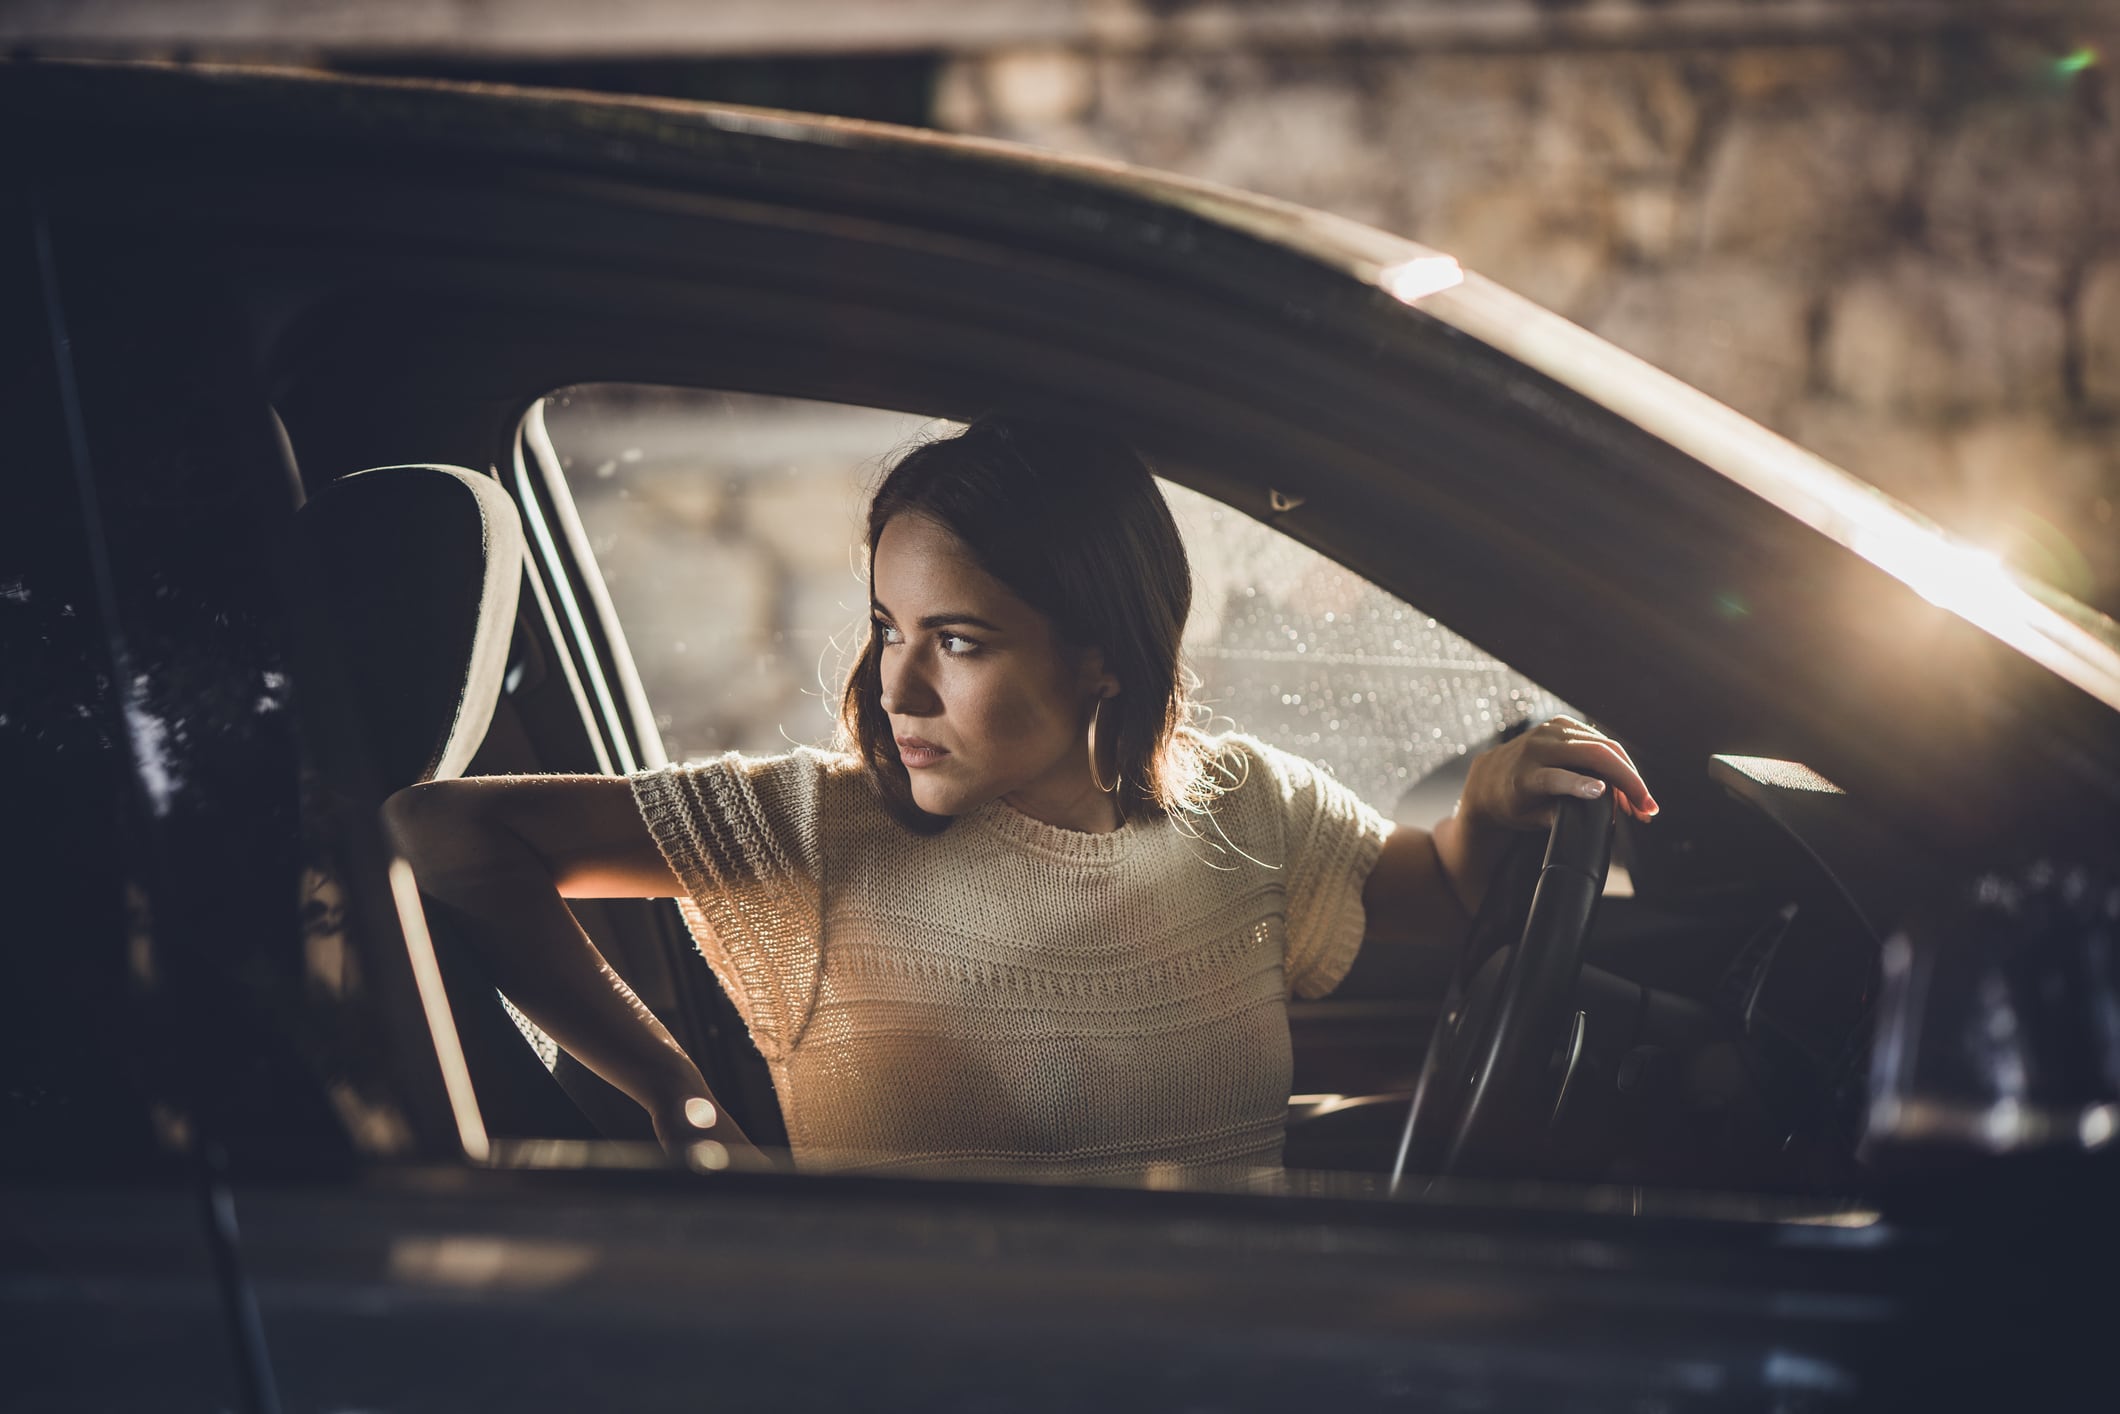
[543,385,1572,820]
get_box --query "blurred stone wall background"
[935,28,2120,613]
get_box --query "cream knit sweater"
[631,734,1389,1182]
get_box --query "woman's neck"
[1000,779,1122,835]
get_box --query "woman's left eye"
[939,633,981,656]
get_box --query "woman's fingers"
[1524,766,1608,804]
[1556,724,1641,772]
[1520,726,1659,820]
[1463,717,1660,832]
[1553,739,1655,813]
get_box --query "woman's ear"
[1081,648,1120,700]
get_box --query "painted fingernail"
[683,1097,717,1130]
[1578,779,1605,797]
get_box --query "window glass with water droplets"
[1161,483,1572,826]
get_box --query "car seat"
[289,464,624,1142]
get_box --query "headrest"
[292,465,525,793]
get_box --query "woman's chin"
[908,777,979,818]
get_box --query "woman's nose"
[878,646,938,716]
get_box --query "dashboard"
[1579,753,1889,1191]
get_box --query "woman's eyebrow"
[919,611,1005,633]
[870,603,1006,634]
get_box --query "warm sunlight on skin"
[872,514,1121,833]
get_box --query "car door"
[0,152,333,1414]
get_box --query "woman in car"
[385,415,1656,1178]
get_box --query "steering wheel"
[1390,792,1616,1191]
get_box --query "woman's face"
[871,513,1116,830]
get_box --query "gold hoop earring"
[1087,696,1121,794]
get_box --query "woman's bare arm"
[381,775,757,1157]
[1361,825,1474,950]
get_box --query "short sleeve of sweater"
[1231,737,1393,1000]
[629,749,835,1060]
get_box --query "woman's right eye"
[875,620,902,645]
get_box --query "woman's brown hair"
[839,414,1216,833]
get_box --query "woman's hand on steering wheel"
[1465,715,1658,828]
[1394,716,1648,1187]
[1435,717,1657,917]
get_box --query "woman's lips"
[896,736,949,769]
